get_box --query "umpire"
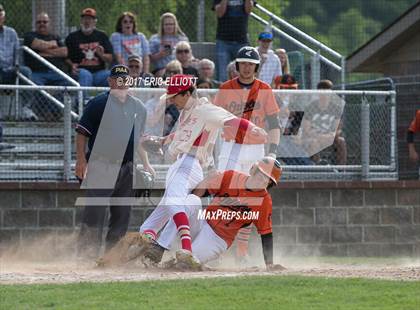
[75,64,152,258]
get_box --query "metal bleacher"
[0,120,76,181]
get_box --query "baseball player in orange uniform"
[408,109,420,163]
[138,74,267,261]
[142,157,285,270]
[214,46,281,261]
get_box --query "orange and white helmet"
[250,157,282,185]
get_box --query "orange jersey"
[202,170,272,247]
[409,110,420,133]
[214,77,280,129]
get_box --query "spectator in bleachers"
[256,31,282,87]
[0,4,37,120]
[407,109,420,164]
[127,54,153,87]
[174,41,199,78]
[226,60,239,80]
[275,74,313,165]
[65,8,113,87]
[275,48,290,75]
[196,78,212,89]
[0,4,32,83]
[198,58,220,88]
[213,0,253,82]
[111,12,150,72]
[149,12,188,77]
[303,80,347,165]
[163,59,183,77]
[23,13,68,86]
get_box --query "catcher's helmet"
[250,157,282,185]
[235,46,260,72]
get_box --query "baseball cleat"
[142,240,166,265]
[175,249,202,271]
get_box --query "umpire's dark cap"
[110,65,130,78]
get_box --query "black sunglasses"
[176,49,190,54]
[37,20,49,24]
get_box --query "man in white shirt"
[256,32,282,87]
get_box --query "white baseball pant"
[157,194,228,264]
[140,154,203,235]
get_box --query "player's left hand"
[266,263,286,272]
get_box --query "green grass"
[1,276,419,310]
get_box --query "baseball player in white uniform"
[139,74,267,259]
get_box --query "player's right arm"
[407,110,420,163]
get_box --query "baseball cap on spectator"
[128,54,142,64]
[110,64,129,78]
[258,32,273,41]
[162,74,196,100]
[81,8,96,18]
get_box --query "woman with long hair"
[111,11,150,72]
[149,12,188,76]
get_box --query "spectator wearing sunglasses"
[111,12,150,72]
[174,41,199,78]
[23,13,68,86]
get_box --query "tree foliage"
[1,0,418,56]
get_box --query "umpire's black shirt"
[76,91,147,164]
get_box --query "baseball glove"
[96,232,152,268]
[140,135,164,155]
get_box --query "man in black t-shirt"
[23,12,68,86]
[213,0,253,82]
[65,8,113,87]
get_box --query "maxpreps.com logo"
[197,209,260,221]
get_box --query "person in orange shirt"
[213,46,281,263]
[407,109,420,163]
[142,157,285,271]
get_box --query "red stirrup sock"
[173,212,192,252]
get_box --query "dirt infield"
[1,235,419,284]
[2,257,420,284]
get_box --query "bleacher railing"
[0,85,397,183]
[252,3,345,89]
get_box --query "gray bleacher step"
[3,123,75,138]
[0,142,73,153]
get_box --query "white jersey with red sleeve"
[167,97,235,168]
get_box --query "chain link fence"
[0,85,396,182]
